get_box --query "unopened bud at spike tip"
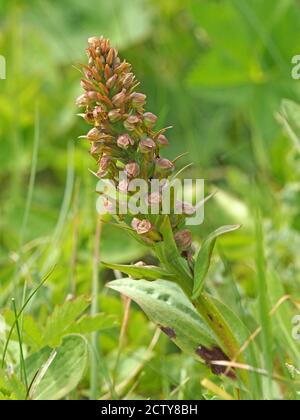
[106,48,115,66]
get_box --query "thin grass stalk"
[90,216,103,400]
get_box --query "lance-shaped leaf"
[101,261,176,280]
[154,216,193,295]
[107,278,218,358]
[192,225,240,299]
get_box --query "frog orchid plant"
[76,36,258,390]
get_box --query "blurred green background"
[1,0,300,400]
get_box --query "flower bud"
[117,134,134,149]
[122,72,135,89]
[174,230,193,251]
[104,64,112,79]
[155,158,175,175]
[130,92,146,108]
[108,109,122,122]
[87,127,102,141]
[147,192,161,206]
[80,79,96,91]
[76,94,89,107]
[143,112,158,128]
[157,134,169,147]
[106,74,118,89]
[125,162,140,178]
[88,36,101,48]
[118,179,129,193]
[139,138,156,153]
[99,155,111,170]
[131,218,140,231]
[90,142,103,156]
[92,105,103,120]
[97,168,108,178]
[175,201,196,215]
[103,198,115,214]
[124,115,140,131]
[88,91,101,102]
[77,112,94,124]
[112,89,127,107]
[131,218,152,235]
[115,61,131,74]
[106,48,115,66]
[101,38,110,54]
[97,155,111,178]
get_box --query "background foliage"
[1,0,300,400]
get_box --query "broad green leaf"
[192,225,240,299]
[24,334,88,400]
[42,296,90,347]
[279,99,300,155]
[102,261,176,280]
[65,313,118,335]
[107,278,218,358]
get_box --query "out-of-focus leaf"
[267,268,300,363]
[101,224,148,263]
[278,99,300,155]
[65,313,118,335]
[203,294,262,398]
[25,0,153,63]
[0,369,26,400]
[102,261,176,280]
[192,225,240,299]
[24,334,88,400]
[42,296,90,347]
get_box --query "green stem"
[155,217,248,384]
